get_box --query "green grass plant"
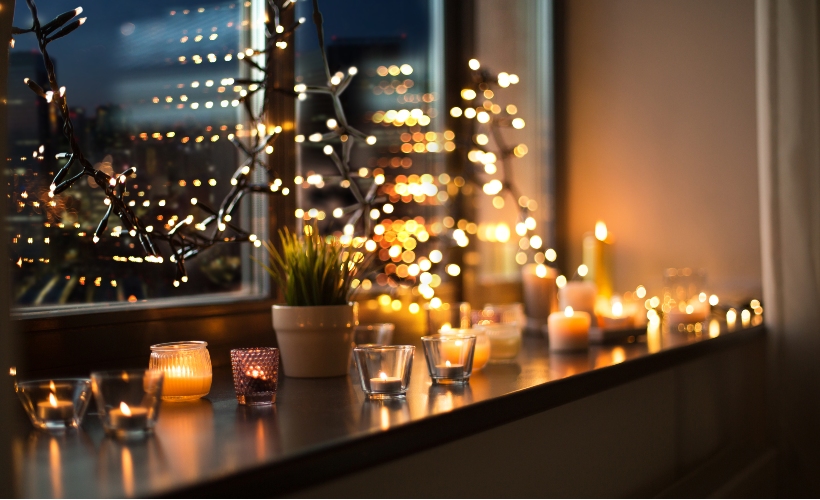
[254,224,370,306]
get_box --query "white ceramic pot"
[272,303,357,378]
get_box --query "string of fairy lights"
[10,0,550,309]
[11,0,305,286]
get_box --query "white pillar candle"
[547,307,591,351]
[559,281,597,316]
[369,372,402,392]
[521,263,559,330]
[597,300,635,331]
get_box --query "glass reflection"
[427,384,473,414]
[360,399,410,431]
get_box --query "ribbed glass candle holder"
[149,341,212,401]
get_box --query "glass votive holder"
[353,345,414,400]
[421,334,476,385]
[91,369,164,439]
[15,378,93,431]
[441,329,490,371]
[231,347,280,405]
[475,323,523,362]
[475,303,526,327]
[354,323,395,346]
[426,301,471,334]
[149,341,212,402]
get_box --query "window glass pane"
[294,0,450,298]
[8,0,265,309]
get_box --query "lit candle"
[547,307,591,351]
[369,372,402,393]
[597,300,634,330]
[37,392,74,421]
[162,365,212,399]
[108,402,149,431]
[435,360,464,378]
[582,221,613,299]
[521,263,559,330]
[440,330,489,370]
[559,281,597,316]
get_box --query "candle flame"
[49,393,58,408]
[445,360,451,367]
[612,301,623,318]
[565,306,574,317]
[595,221,608,241]
[685,304,694,314]
[440,322,451,331]
[119,402,132,417]
[379,371,388,381]
[49,380,56,392]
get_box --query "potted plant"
[256,225,369,378]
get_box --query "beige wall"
[561,0,761,301]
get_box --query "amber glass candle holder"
[353,345,414,399]
[421,334,476,385]
[231,348,280,405]
[16,378,92,431]
[149,341,212,401]
[91,370,164,439]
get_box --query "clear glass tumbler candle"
[421,334,476,385]
[149,341,212,401]
[91,369,164,439]
[353,345,415,399]
[354,323,395,346]
[231,348,280,405]
[15,378,92,431]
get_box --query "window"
[8,0,270,313]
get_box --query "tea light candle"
[37,393,74,420]
[547,307,591,351]
[108,402,149,431]
[369,372,402,393]
[598,301,634,331]
[440,330,489,370]
[435,360,464,378]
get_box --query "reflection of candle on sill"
[37,392,74,420]
[109,402,149,430]
[741,309,751,327]
[726,308,737,329]
[436,360,464,378]
[370,372,402,392]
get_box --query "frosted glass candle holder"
[231,348,280,405]
[149,341,212,401]
[421,334,476,385]
[354,323,395,346]
[91,370,164,439]
[475,323,523,362]
[440,329,490,371]
[353,345,414,399]
[16,378,92,431]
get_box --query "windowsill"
[13,321,765,498]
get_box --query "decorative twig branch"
[11,0,381,287]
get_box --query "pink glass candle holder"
[421,334,476,385]
[91,370,164,439]
[353,345,414,399]
[16,378,92,431]
[231,348,280,405]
